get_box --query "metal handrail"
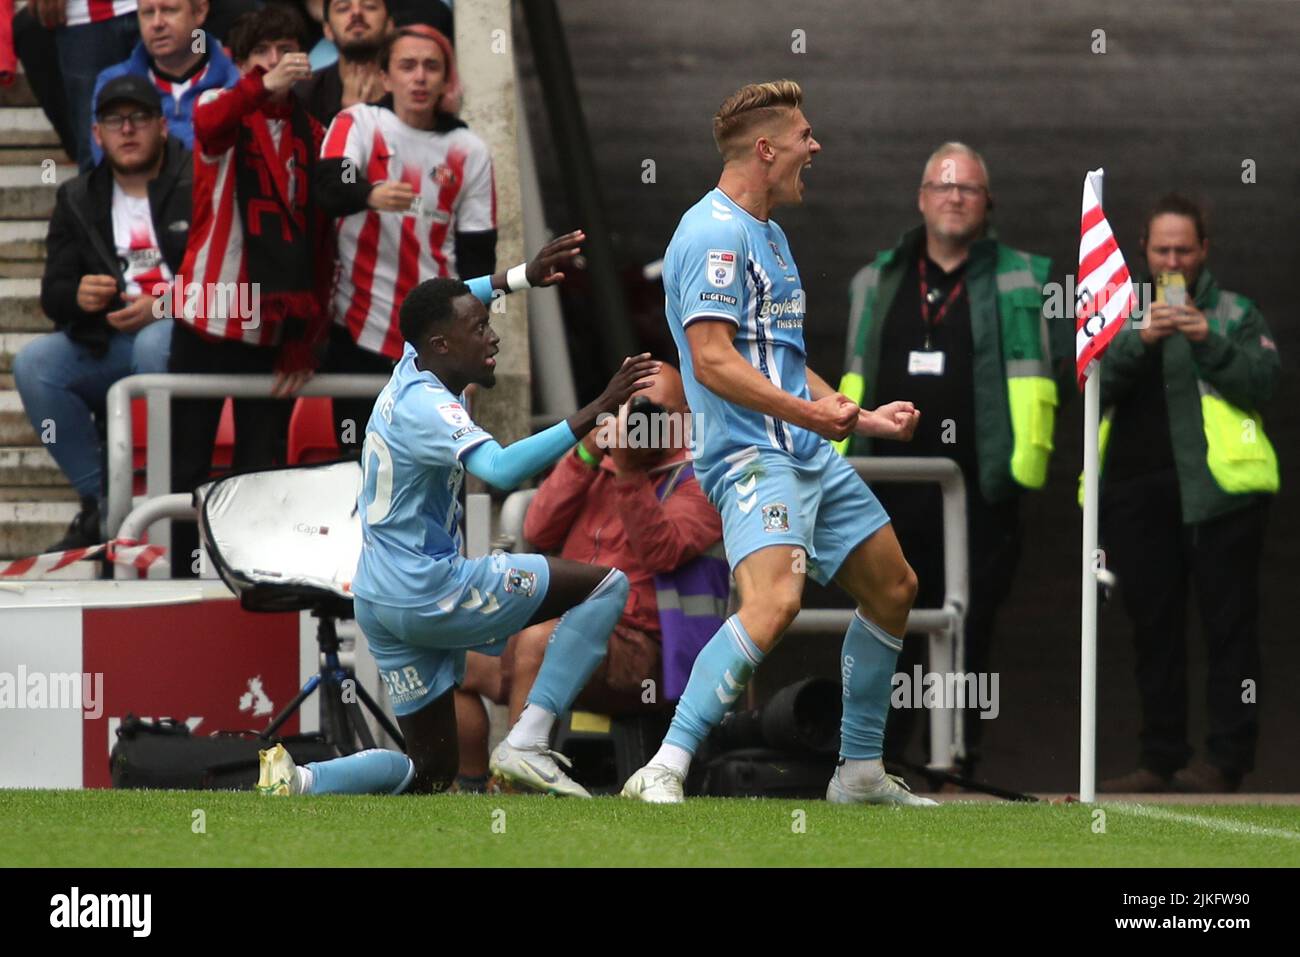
[105,374,390,540]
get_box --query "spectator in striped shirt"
[89,0,242,167]
[314,23,496,455]
[167,4,331,577]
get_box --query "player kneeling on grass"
[259,277,659,798]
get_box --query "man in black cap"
[13,75,193,552]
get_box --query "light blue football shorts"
[707,440,890,586]
[353,551,551,716]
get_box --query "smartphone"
[1156,272,1187,307]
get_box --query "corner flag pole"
[1079,170,1104,804]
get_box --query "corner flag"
[1074,169,1136,388]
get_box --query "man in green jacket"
[1099,193,1279,794]
[836,143,1065,778]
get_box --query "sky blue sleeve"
[671,214,746,330]
[465,275,495,305]
[400,387,493,467]
[463,420,579,490]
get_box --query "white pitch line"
[1109,804,1300,841]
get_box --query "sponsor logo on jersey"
[762,502,790,532]
[450,425,481,441]
[707,249,737,287]
[758,297,805,319]
[699,291,738,305]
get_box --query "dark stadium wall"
[515,0,1300,791]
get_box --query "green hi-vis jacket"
[835,226,1060,505]
[1093,268,1280,524]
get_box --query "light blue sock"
[839,610,904,760]
[527,569,629,715]
[663,615,764,754]
[302,748,415,795]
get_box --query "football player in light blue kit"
[622,80,936,805]
[258,233,660,799]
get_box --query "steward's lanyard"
[918,258,965,349]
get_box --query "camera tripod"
[261,607,405,755]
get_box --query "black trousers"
[1101,469,1267,777]
[878,478,1022,774]
[168,321,293,578]
[13,7,76,156]
[320,324,395,457]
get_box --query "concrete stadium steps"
[0,500,80,558]
[0,391,39,446]
[0,84,81,561]
[0,221,50,261]
[0,278,46,330]
[0,107,62,148]
[0,445,63,486]
[0,333,40,372]
[0,165,76,220]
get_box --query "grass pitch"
[4,791,1300,867]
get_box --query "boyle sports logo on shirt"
[708,249,737,287]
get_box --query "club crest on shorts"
[707,249,737,287]
[505,568,538,597]
[761,502,789,532]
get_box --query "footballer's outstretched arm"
[460,230,588,306]
[463,353,660,490]
[686,319,859,441]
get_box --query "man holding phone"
[1098,193,1281,794]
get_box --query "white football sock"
[294,764,313,795]
[650,743,692,777]
[840,757,887,788]
[505,703,555,749]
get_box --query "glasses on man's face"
[98,110,158,132]
[921,182,987,200]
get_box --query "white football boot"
[826,765,938,806]
[620,764,686,804]
[489,740,591,798]
[256,743,301,796]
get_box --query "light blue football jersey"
[663,188,821,498]
[351,342,492,606]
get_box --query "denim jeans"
[12,320,172,498]
[54,14,140,171]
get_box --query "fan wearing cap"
[314,23,496,455]
[167,3,334,578]
[13,75,191,552]
[88,0,242,168]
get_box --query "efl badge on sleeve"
[761,502,789,533]
[707,249,737,288]
[437,402,471,428]
[505,569,538,598]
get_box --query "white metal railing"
[105,374,390,559]
[489,457,969,768]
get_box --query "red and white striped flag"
[1074,169,1136,388]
